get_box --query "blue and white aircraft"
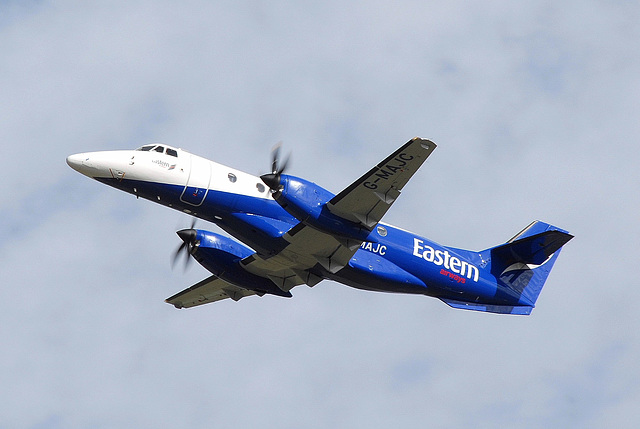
[67,138,572,315]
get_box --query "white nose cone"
[66,152,103,178]
[66,150,132,179]
[66,153,88,174]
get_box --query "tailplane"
[482,221,573,308]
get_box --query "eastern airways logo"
[413,238,479,282]
[153,159,176,170]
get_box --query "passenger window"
[166,148,178,157]
[154,146,164,153]
[228,173,237,183]
[256,183,265,193]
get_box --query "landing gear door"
[180,154,212,206]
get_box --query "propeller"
[171,218,199,270]
[260,142,290,192]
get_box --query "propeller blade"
[271,143,281,174]
[277,152,290,175]
[183,248,193,270]
[171,241,187,269]
[262,142,291,192]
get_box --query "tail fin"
[482,221,573,308]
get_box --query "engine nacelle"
[192,230,292,297]
[273,175,373,242]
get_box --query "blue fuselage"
[97,175,524,307]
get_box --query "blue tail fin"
[482,221,573,308]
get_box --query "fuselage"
[66,145,531,308]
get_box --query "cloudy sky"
[1,1,639,428]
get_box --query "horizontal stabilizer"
[440,298,533,315]
[491,229,573,267]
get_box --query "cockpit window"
[136,144,178,157]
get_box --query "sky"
[1,1,639,428]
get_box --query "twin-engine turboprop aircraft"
[67,138,572,315]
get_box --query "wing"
[326,137,436,228]
[165,275,256,308]
[241,138,436,288]
[169,138,436,306]
[240,222,354,289]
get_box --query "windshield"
[136,145,179,157]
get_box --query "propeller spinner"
[171,219,200,270]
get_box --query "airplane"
[66,137,573,315]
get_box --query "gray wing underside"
[165,275,256,308]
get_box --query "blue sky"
[1,1,639,428]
